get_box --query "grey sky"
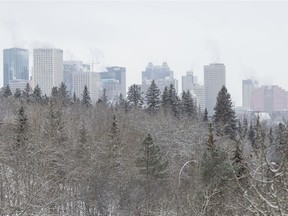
[1,1,288,106]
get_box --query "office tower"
[3,48,29,87]
[182,71,198,92]
[64,61,89,93]
[204,63,226,115]
[99,66,126,100]
[72,71,100,103]
[191,85,205,111]
[242,79,259,109]
[141,62,178,94]
[33,48,63,96]
[250,85,288,114]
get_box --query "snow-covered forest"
[0,81,288,216]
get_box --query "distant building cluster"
[4,47,288,118]
[3,48,126,103]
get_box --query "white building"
[242,79,259,109]
[192,85,205,111]
[72,71,100,103]
[204,63,226,115]
[182,71,198,92]
[9,79,31,93]
[33,48,63,96]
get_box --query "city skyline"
[1,1,288,106]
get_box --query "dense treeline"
[0,82,288,215]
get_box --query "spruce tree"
[127,84,143,109]
[32,84,42,103]
[168,84,181,118]
[118,93,130,113]
[51,87,58,98]
[14,88,22,99]
[182,90,197,118]
[23,82,32,102]
[81,85,92,107]
[213,86,238,140]
[3,84,12,97]
[97,88,109,106]
[14,106,29,149]
[161,86,170,111]
[145,80,161,114]
[203,108,209,122]
[58,82,70,104]
[136,134,168,179]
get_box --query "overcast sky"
[1,1,288,106]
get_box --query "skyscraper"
[204,63,226,115]
[3,48,29,87]
[182,71,198,92]
[141,62,178,94]
[33,48,63,96]
[242,79,259,109]
[100,66,126,99]
[63,61,90,93]
[73,71,100,103]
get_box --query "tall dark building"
[100,66,126,98]
[3,48,29,87]
[141,62,178,94]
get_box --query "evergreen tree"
[3,84,12,97]
[168,84,181,118]
[51,86,58,98]
[97,88,109,106]
[14,88,22,99]
[118,93,130,113]
[127,84,143,109]
[213,86,238,139]
[182,90,197,118]
[145,80,161,114]
[23,82,32,102]
[73,92,80,104]
[14,106,29,149]
[58,82,70,104]
[81,85,92,107]
[110,114,119,140]
[161,86,170,111]
[203,108,209,122]
[32,84,42,103]
[248,122,256,149]
[136,134,168,179]
[232,141,246,178]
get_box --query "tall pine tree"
[127,84,143,109]
[81,85,92,107]
[145,80,161,114]
[213,86,238,140]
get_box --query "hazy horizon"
[1,1,288,106]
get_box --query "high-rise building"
[3,48,29,87]
[191,85,205,111]
[250,85,288,114]
[72,71,100,103]
[63,61,90,93]
[204,63,226,115]
[182,71,198,92]
[33,48,63,96]
[99,66,126,99]
[141,62,178,94]
[242,79,259,109]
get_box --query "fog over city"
[1,1,288,106]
